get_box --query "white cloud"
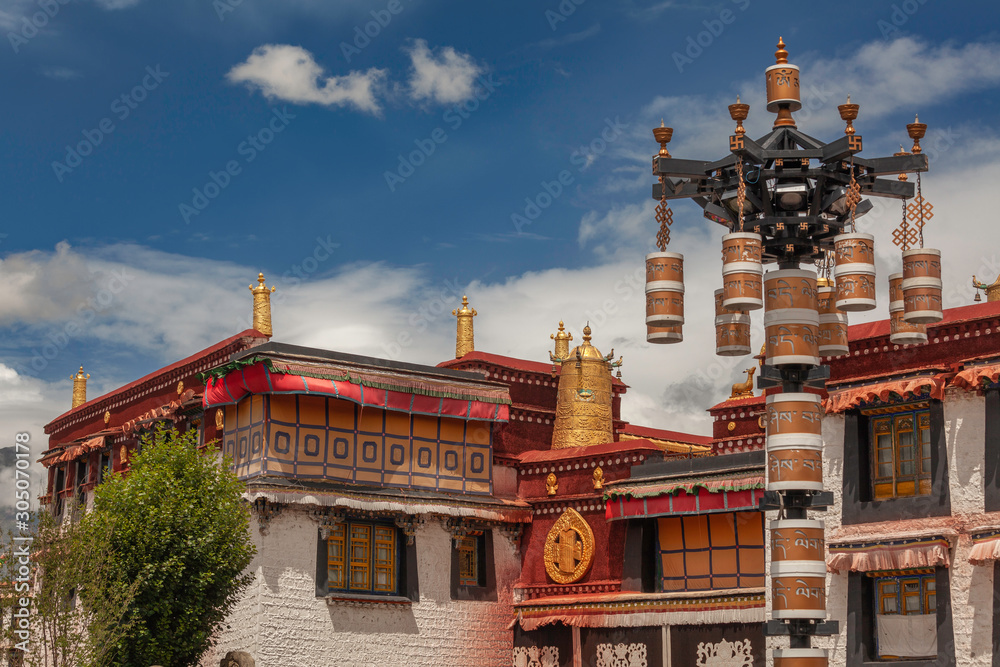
[405,39,483,105]
[92,0,140,8]
[227,44,387,115]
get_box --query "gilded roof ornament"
[71,366,90,409]
[550,320,573,362]
[250,273,276,338]
[774,37,788,65]
[973,274,1000,302]
[452,295,477,358]
[543,508,595,584]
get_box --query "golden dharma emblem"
[215,408,225,430]
[727,421,736,432]
[103,410,111,425]
[592,466,604,490]
[177,381,184,395]
[544,508,595,584]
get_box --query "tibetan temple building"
[35,272,1000,666]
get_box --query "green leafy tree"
[81,426,256,667]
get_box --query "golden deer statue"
[730,367,756,399]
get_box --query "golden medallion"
[543,508,594,584]
[215,408,225,430]
[177,381,184,395]
[104,410,111,425]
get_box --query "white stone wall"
[795,390,997,667]
[203,507,519,667]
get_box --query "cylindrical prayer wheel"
[721,233,763,311]
[764,309,820,367]
[816,278,848,354]
[889,273,928,345]
[765,393,823,449]
[714,288,751,356]
[834,233,877,312]
[764,269,817,311]
[902,276,943,324]
[770,519,825,564]
[647,324,682,344]
[902,248,942,281]
[773,648,828,667]
[645,252,685,326]
[767,448,823,491]
[772,562,827,619]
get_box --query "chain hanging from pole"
[905,115,932,249]
[892,145,917,251]
[655,174,674,251]
[846,155,862,233]
[735,159,746,232]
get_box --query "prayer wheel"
[766,448,823,491]
[817,280,849,356]
[764,269,817,311]
[770,519,825,564]
[771,561,827,619]
[714,289,751,356]
[645,252,685,326]
[833,233,877,312]
[901,248,943,324]
[646,324,682,344]
[765,392,823,450]
[721,232,764,311]
[773,648,828,667]
[889,273,927,345]
[764,309,820,367]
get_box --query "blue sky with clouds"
[2,0,1000,464]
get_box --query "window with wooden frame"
[867,404,931,500]
[871,570,937,660]
[657,511,765,592]
[327,521,398,595]
[456,534,481,587]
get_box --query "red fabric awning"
[827,536,951,573]
[825,374,947,414]
[204,362,509,422]
[953,363,1000,392]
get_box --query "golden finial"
[973,275,1000,302]
[838,95,859,136]
[550,320,573,361]
[71,366,90,409]
[582,324,592,343]
[545,472,558,496]
[652,122,673,158]
[907,114,927,154]
[775,37,788,64]
[452,295,477,358]
[551,322,613,449]
[895,144,910,182]
[592,466,604,490]
[249,273,276,338]
[729,96,750,137]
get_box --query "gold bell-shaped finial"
[250,273,276,338]
[452,296,477,358]
[550,320,573,361]
[71,366,90,408]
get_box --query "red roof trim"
[517,440,662,465]
[617,423,712,446]
[847,300,1000,342]
[439,351,627,387]
[45,330,268,431]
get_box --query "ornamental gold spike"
[729,96,749,137]
[250,273,276,337]
[71,366,90,408]
[550,320,573,361]
[452,296,477,358]
[838,95,859,135]
[765,37,801,128]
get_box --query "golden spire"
[452,296,477,358]
[71,366,90,409]
[249,273,276,337]
[550,320,573,361]
[775,37,788,64]
[551,324,614,449]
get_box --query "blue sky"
[2,0,1000,465]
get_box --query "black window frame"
[846,566,955,666]
[841,399,950,525]
[985,388,1000,512]
[450,529,497,601]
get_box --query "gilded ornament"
[120,445,128,465]
[551,325,614,449]
[177,381,184,395]
[592,466,604,490]
[71,366,90,409]
[973,274,1000,302]
[758,415,766,430]
[729,367,756,399]
[452,296,477,359]
[728,422,736,432]
[250,273,276,337]
[104,410,111,425]
[543,508,595,584]
[215,408,225,430]
[550,320,573,361]
[545,472,558,496]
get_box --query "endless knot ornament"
[696,638,754,667]
[543,508,595,584]
[655,193,673,251]
[892,222,918,251]
[906,193,934,230]
[512,646,559,667]
[595,642,648,667]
